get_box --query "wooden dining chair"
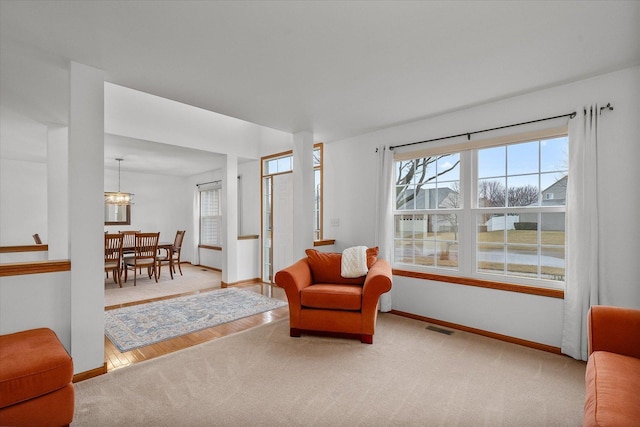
[119,230,140,253]
[156,230,186,280]
[172,230,186,276]
[119,230,140,272]
[123,232,160,286]
[104,233,124,287]
[32,234,42,244]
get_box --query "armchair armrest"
[361,259,393,314]
[588,305,640,358]
[274,258,313,309]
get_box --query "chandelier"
[104,158,134,205]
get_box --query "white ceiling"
[1,1,639,174]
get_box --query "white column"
[69,62,105,374]
[47,125,69,260]
[292,131,315,259]
[222,154,238,286]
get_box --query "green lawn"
[396,229,566,280]
[400,230,565,250]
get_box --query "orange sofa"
[275,248,392,344]
[583,305,640,427]
[0,328,74,427]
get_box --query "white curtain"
[375,145,394,312]
[192,187,201,266]
[561,105,602,361]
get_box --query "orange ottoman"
[0,328,74,427]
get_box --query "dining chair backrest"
[119,230,140,250]
[104,233,124,264]
[174,230,186,249]
[133,232,160,263]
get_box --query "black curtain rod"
[196,180,221,187]
[389,103,613,151]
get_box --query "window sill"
[238,235,259,240]
[313,239,335,247]
[198,244,222,251]
[392,268,564,299]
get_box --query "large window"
[200,186,221,245]
[394,132,568,287]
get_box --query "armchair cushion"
[301,284,363,310]
[305,247,379,285]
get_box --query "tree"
[395,155,460,209]
[478,181,539,207]
[478,180,505,207]
[508,184,538,207]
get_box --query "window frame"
[199,185,222,246]
[392,127,568,291]
[260,143,324,282]
[313,143,323,241]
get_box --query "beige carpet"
[73,314,586,426]
[104,264,223,307]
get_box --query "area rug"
[104,288,287,352]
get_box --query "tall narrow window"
[261,143,323,282]
[313,144,323,241]
[200,185,221,245]
[261,151,293,283]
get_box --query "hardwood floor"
[104,274,289,372]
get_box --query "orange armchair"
[583,305,640,426]
[275,248,392,344]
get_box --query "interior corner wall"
[324,65,640,348]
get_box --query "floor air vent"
[426,325,453,335]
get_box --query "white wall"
[0,271,72,350]
[104,168,191,255]
[0,78,287,376]
[238,160,261,236]
[0,160,193,250]
[187,161,262,281]
[325,66,640,347]
[0,158,48,245]
[105,83,293,160]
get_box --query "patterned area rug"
[105,288,287,352]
